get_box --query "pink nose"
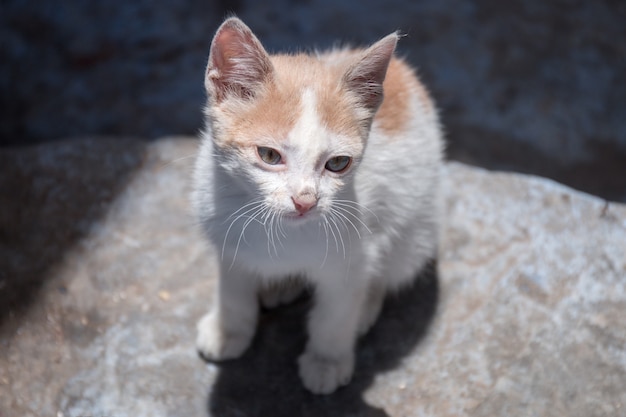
[292,196,317,215]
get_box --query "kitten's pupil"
[325,156,352,173]
[257,146,282,165]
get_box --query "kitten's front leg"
[357,280,386,336]
[197,263,259,361]
[298,271,368,394]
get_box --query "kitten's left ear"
[205,17,274,103]
[343,32,399,112]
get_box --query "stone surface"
[2,1,626,201]
[0,137,625,417]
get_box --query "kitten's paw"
[196,312,252,361]
[259,281,305,309]
[298,350,354,394]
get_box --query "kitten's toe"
[298,350,354,394]
[259,281,305,309]
[196,312,252,361]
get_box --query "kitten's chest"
[219,219,355,276]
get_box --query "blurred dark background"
[1,0,625,201]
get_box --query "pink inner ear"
[206,19,273,102]
[343,33,398,111]
[210,29,239,73]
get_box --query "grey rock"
[0,137,624,417]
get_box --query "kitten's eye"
[257,146,282,165]
[325,156,352,173]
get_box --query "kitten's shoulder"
[377,57,435,135]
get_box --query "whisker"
[245,206,267,247]
[332,205,372,236]
[267,211,274,257]
[224,198,266,223]
[329,208,355,283]
[221,202,264,260]
[228,204,266,268]
[274,210,286,251]
[320,218,330,268]
[277,211,288,240]
[265,209,280,258]
[330,207,358,237]
[272,211,282,256]
[332,199,379,223]
[327,212,346,259]
[261,207,274,258]
[323,213,340,255]
[332,201,373,233]
[160,153,198,168]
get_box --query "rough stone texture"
[1,137,624,417]
[2,1,626,201]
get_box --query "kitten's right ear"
[205,18,274,103]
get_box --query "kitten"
[193,17,443,394]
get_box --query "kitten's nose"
[292,195,317,215]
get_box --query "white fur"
[193,20,443,395]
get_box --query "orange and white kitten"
[193,17,443,394]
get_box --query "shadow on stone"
[0,139,146,329]
[207,262,439,417]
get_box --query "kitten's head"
[203,17,397,225]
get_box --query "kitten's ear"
[205,17,274,103]
[343,32,398,112]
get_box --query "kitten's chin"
[282,211,319,226]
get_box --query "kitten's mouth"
[283,210,317,222]
[285,212,309,219]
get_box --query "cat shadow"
[207,261,439,417]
